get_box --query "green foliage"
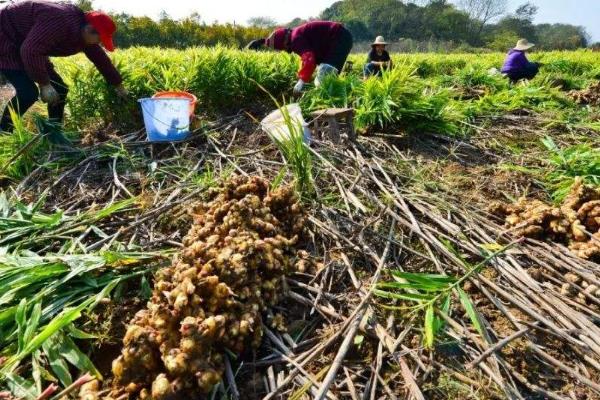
[53,49,600,136]
[322,0,474,44]
[268,105,314,198]
[299,65,461,135]
[0,112,48,181]
[111,14,269,49]
[319,0,587,50]
[354,66,422,129]
[375,270,483,349]
[57,47,297,129]
[375,243,514,349]
[0,191,135,251]
[453,66,506,90]
[485,30,520,52]
[68,0,589,51]
[301,74,359,111]
[0,252,161,396]
[535,23,590,50]
[540,137,600,202]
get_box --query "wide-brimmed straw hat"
[515,38,535,51]
[372,36,388,46]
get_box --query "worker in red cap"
[0,0,128,133]
[255,21,353,95]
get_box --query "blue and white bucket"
[139,98,191,142]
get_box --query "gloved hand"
[293,79,305,96]
[40,84,59,105]
[115,84,129,99]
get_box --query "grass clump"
[0,112,48,181]
[268,104,314,198]
[541,136,600,202]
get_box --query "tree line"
[73,0,591,51]
[321,0,590,51]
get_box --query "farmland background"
[54,48,600,133]
[69,0,595,51]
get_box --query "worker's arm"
[383,51,392,68]
[298,51,317,82]
[366,50,374,64]
[83,45,123,86]
[19,18,67,85]
[291,34,317,82]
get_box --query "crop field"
[1,48,600,400]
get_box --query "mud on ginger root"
[490,180,600,260]
[105,176,308,399]
[569,82,600,106]
[489,198,568,239]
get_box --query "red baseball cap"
[84,11,116,52]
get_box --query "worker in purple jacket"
[256,21,353,95]
[501,39,540,83]
[0,0,128,133]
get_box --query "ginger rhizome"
[106,176,307,399]
[490,179,600,260]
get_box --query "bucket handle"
[139,100,190,131]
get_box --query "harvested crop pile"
[490,179,600,259]
[100,176,307,399]
[569,81,600,106]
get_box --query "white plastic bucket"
[261,104,312,144]
[139,98,191,142]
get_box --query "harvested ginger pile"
[98,176,308,399]
[490,179,600,260]
[569,81,600,106]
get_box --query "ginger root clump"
[104,176,307,399]
[490,179,600,260]
[569,81,600,106]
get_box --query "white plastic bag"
[261,104,312,144]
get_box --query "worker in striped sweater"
[254,21,353,95]
[0,0,128,133]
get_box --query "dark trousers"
[506,63,540,83]
[324,27,354,72]
[364,62,382,77]
[0,68,68,132]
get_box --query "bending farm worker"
[264,21,353,95]
[0,0,128,133]
[364,36,393,78]
[501,39,541,84]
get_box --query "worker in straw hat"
[501,39,541,83]
[256,21,353,95]
[364,36,393,78]
[0,0,128,134]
